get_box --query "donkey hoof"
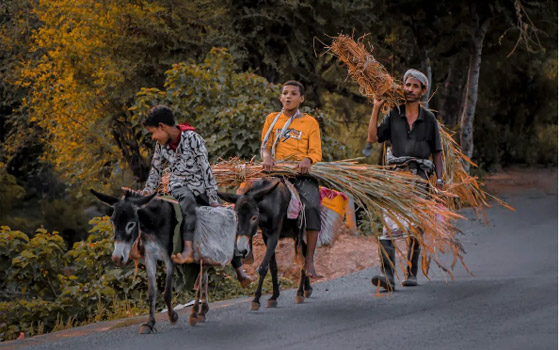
[250,302,260,311]
[168,311,178,324]
[188,315,198,326]
[304,289,313,298]
[139,325,154,334]
[266,299,278,308]
[197,314,206,323]
[295,295,305,304]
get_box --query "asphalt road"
[4,184,557,350]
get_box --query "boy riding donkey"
[141,105,253,287]
[260,80,322,278]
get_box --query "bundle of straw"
[212,158,467,281]
[437,125,514,218]
[327,34,513,218]
[327,34,404,114]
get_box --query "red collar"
[169,123,195,151]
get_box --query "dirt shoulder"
[481,166,557,195]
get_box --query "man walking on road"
[367,69,444,291]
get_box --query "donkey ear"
[90,189,119,207]
[251,179,281,201]
[132,192,158,208]
[218,191,240,204]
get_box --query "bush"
[0,220,148,341]
[527,124,557,166]
[0,216,269,341]
[0,167,25,217]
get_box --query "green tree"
[131,48,349,165]
[12,0,233,190]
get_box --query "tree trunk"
[111,116,150,183]
[438,58,464,127]
[421,49,432,109]
[460,17,491,171]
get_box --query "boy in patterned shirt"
[142,105,251,285]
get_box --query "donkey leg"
[304,275,313,298]
[267,253,279,308]
[189,266,203,326]
[163,256,178,324]
[252,236,277,310]
[140,255,158,334]
[189,283,200,326]
[296,269,306,304]
[301,239,312,298]
[251,272,266,311]
[197,268,209,322]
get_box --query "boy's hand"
[295,158,312,174]
[262,156,275,172]
[141,189,154,196]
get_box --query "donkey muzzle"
[112,241,131,267]
[111,254,124,266]
[236,235,251,258]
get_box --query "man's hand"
[295,157,312,174]
[262,156,275,172]
[368,97,385,144]
[373,97,384,109]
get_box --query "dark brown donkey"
[90,189,212,333]
[219,178,312,310]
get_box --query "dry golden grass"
[437,125,514,219]
[326,34,404,115]
[212,158,467,280]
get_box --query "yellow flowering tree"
[14,0,230,191]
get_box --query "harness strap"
[261,110,301,159]
[130,231,144,280]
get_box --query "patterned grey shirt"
[143,130,219,203]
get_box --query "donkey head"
[90,189,157,266]
[218,179,280,258]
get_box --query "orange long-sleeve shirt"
[261,111,322,163]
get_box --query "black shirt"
[377,104,442,159]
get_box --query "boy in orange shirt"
[261,80,322,277]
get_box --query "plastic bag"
[318,187,349,246]
[192,206,237,266]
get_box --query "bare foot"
[171,250,194,264]
[304,262,321,278]
[236,269,254,288]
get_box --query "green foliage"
[526,124,558,166]
[7,0,234,190]
[0,226,29,299]
[132,48,279,160]
[0,166,25,215]
[0,216,267,341]
[472,36,558,168]
[131,48,351,162]
[9,229,68,300]
[0,220,142,340]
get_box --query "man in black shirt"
[367,69,444,291]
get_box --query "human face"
[145,124,171,145]
[280,85,304,112]
[404,77,426,103]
